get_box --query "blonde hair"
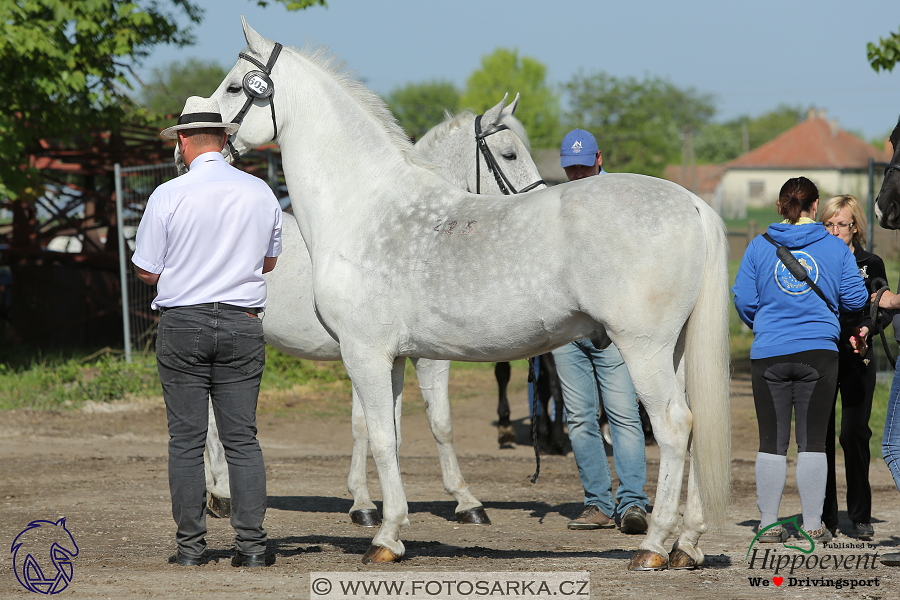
[819,194,867,248]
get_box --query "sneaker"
[801,525,833,545]
[567,505,615,530]
[854,522,874,540]
[755,524,790,543]
[620,505,649,534]
[881,552,900,567]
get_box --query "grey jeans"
[156,303,267,557]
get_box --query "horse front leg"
[495,362,515,445]
[343,350,409,563]
[204,396,231,518]
[347,386,381,526]
[411,357,489,524]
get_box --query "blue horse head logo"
[11,518,79,594]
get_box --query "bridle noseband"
[886,162,900,177]
[226,42,283,161]
[474,114,544,195]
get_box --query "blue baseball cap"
[560,129,599,168]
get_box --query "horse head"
[212,17,284,163]
[875,116,900,229]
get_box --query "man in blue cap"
[552,129,650,534]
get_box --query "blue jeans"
[551,339,648,518]
[157,304,268,557]
[882,358,900,492]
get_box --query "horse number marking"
[432,220,476,235]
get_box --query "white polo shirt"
[132,152,283,310]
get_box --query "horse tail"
[684,196,731,527]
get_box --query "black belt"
[162,302,261,315]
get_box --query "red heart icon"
[773,577,783,586]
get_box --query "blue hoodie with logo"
[732,221,868,360]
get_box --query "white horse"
[212,18,731,570]
[202,97,545,527]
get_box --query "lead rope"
[870,278,896,369]
[528,357,541,483]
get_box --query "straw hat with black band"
[160,96,240,140]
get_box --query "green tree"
[384,80,460,142]
[868,27,900,72]
[460,48,559,148]
[140,58,229,127]
[0,0,325,200]
[694,105,806,164]
[561,71,715,176]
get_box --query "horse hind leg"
[348,386,381,527]
[411,358,489,524]
[669,451,707,569]
[204,396,231,518]
[495,362,515,445]
[618,345,692,571]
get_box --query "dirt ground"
[2,361,900,599]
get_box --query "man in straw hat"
[132,96,283,568]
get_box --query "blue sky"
[141,0,900,141]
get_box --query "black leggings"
[751,349,839,455]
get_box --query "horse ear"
[241,16,268,55]
[481,93,510,128]
[501,93,521,119]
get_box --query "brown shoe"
[567,505,615,530]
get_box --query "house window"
[748,181,765,199]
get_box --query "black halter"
[886,162,900,176]
[226,42,283,161]
[474,114,544,195]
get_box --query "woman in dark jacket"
[819,194,891,540]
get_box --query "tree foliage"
[140,59,229,127]
[0,0,324,200]
[561,71,715,177]
[868,27,900,72]
[694,105,807,164]
[384,80,460,142]
[460,48,559,148]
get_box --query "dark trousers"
[156,304,267,557]
[751,349,838,455]
[823,356,875,528]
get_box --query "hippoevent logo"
[745,516,881,591]
[10,518,79,594]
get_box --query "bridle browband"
[474,114,544,195]
[226,42,283,161]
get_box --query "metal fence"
[115,162,177,362]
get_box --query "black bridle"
[226,42,283,161]
[474,114,544,195]
[886,162,900,177]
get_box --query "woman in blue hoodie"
[733,176,868,545]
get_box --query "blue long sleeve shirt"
[732,221,867,359]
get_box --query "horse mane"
[415,109,533,155]
[277,43,429,168]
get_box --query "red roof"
[663,164,726,194]
[727,116,890,170]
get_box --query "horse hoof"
[497,425,515,445]
[669,548,699,570]
[350,509,381,527]
[456,507,491,525]
[628,549,669,571]
[207,495,231,519]
[361,545,399,564]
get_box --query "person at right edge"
[819,194,891,541]
[733,177,867,545]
